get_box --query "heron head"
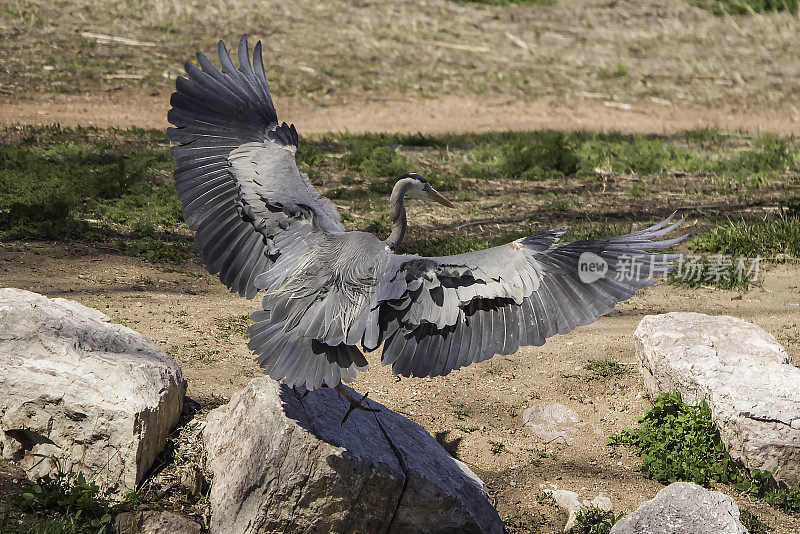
[399,173,454,208]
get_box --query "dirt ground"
[2,0,800,136]
[1,235,799,532]
[2,0,800,531]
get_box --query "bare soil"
[1,234,798,532]
[2,0,800,136]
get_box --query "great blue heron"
[167,36,684,407]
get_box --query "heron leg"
[334,384,380,424]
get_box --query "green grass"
[340,144,415,177]
[0,125,180,240]
[688,0,799,15]
[0,513,103,534]
[401,222,628,258]
[689,211,800,259]
[462,133,579,180]
[611,392,800,514]
[597,63,628,79]
[321,130,798,185]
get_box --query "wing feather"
[168,35,342,299]
[373,215,685,378]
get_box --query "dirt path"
[3,92,800,135]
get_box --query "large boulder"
[0,289,186,492]
[609,482,747,534]
[635,312,800,486]
[203,377,503,534]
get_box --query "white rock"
[543,489,613,532]
[0,289,186,492]
[522,402,580,443]
[547,489,582,531]
[609,482,747,534]
[203,377,502,534]
[636,312,800,486]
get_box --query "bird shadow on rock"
[434,431,463,460]
[276,381,490,498]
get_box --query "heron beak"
[428,187,455,208]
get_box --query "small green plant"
[611,392,800,514]
[453,407,471,420]
[584,359,634,380]
[489,440,506,454]
[18,459,114,534]
[597,63,628,79]
[458,424,480,433]
[214,314,251,337]
[571,506,623,534]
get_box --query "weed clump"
[597,63,628,79]
[15,460,115,533]
[572,506,623,534]
[611,392,800,514]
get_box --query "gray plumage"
[167,36,686,391]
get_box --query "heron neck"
[385,179,413,251]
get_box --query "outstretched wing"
[245,212,685,390]
[373,214,686,378]
[167,35,342,299]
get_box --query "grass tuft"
[688,212,800,259]
[572,506,623,534]
[597,63,628,79]
[0,126,179,240]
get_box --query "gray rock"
[636,312,800,486]
[115,510,202,534]
[0,288,186,492]
[523,402,581,443]
[203,377,502,534]
[609,482,747,534]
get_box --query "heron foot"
[334,384,380,424]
